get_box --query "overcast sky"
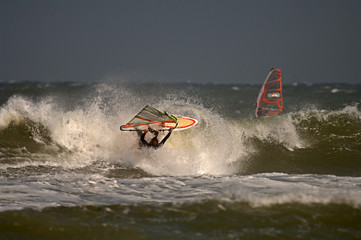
[1,0,361,84]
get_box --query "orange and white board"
[165,117,197,131]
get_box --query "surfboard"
[164,117,198,131]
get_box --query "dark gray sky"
[1,0,361,84]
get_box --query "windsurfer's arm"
[140,129,149,146]
[159,128,174,146]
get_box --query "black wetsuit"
[138,130,172,149]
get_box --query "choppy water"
[0,81,361,239]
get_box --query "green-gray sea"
[1,82,361,239]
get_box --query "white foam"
[0,96,28,130]
[221,173,361,208]
[0,90,253,175]
[240,114,307,151]
[1,173,360,211]
[7,86,356,175]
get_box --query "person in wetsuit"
[138,127,174,149]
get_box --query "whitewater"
[1,81,361,239]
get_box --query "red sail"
[255,69,283,117]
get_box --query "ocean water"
[0,81,361,239]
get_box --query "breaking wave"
[0,83,360,176]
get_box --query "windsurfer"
[137,127,174,149]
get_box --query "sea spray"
[0,85,252,175]
[1,83,361,176]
